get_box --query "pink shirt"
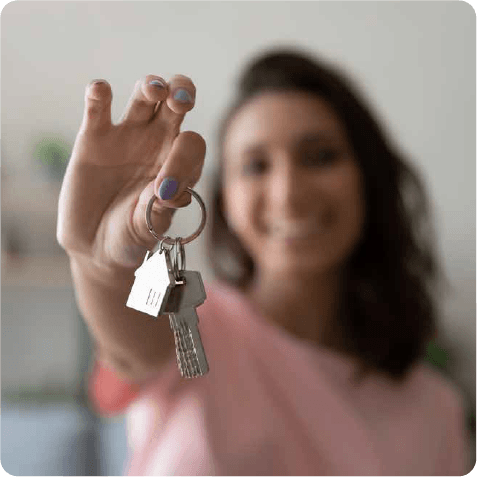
[91,280,473,475]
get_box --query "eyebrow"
[241,131,338,156]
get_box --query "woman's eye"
[305,149,338,164]
[244,149,338,174]
[243,159,267,175]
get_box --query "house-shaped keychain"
[126,249,176,318]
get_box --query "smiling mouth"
[265,210,336,239]
[269,230,324,242]
[272,233,323,243]
[266,223,323,240]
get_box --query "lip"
[269,231,324,245]
[267,221,320,233]
[267,225,321,237]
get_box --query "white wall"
[2,1,475,393]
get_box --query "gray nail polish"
[150,79,166,88]
[158,177,179,200]
[173,89,193,103]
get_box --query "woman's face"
[222,91,366,276]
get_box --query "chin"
[263,251,343,275]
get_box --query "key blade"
[169,308,209,377]
[188,320,209,375]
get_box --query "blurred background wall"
[1,1,475,474]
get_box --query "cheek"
[223,180,254,231]
[323,163,365,231]
[337,168,366,237]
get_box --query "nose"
[267,159,312,215]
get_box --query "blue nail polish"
[159,177,179,200]
[150,79,166,88]
[173,89,193,103]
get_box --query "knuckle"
[56,231,83,255]
[56,229,67,250]
[85,102,104,120]
[56,221,91,256]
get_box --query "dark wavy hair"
[206,47,449,384]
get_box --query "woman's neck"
[244,267,343,346]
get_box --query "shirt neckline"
[209,279,361,374]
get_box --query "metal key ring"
[156,237,183,281]
[146,187,207,245]
[171,237,186,281]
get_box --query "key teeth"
[169,320,209,378]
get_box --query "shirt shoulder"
[416,365,474,475]
[410,362,467,410]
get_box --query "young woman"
[57,48,471,475]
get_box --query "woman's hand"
[57,75,206,274]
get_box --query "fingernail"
[173,89,193,103]
[150,79,167,88]
[158,177,179,200]
[92,79,107,85]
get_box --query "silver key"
[164,270,209,378]
[126,249,176,318]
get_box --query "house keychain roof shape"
[126,249,176,318]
